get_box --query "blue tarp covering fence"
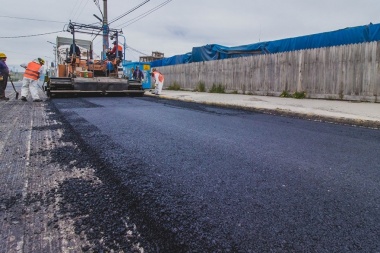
[151,23,380,68]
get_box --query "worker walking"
[0,52,9,101]
[151,68,164,95]
[20,58,45,102]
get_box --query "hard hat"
[0,52,7,58]
[38,58,45,65]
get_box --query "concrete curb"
[145,92,380,129]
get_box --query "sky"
[1,0,380,72]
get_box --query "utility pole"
[47,41,57,76]
[102,0,109,60]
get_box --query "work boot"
[0,96,9,101]
[33,99,42,102]
[21,96,27,101]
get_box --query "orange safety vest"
[153,71,164,82]
[118,45,123,51]
[24,61,41,80]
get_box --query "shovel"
[8,75,19,99]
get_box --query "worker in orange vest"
[107,41,123,61]
[20,58,45,102]
[151,68,164,95]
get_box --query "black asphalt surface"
[49,95,380,252]
[1,81,380,252]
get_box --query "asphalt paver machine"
[45,21,144,97]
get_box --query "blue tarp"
[191,43,269,63]
[151,53,192,67]
[150,23,380,67]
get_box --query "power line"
[0,15,66,23]
[126,44,149,56]
[72,0,91,22]
[0,31,63,39]
[115,0,173,28]
[69,0,86,21]
[112,1,175,59]
[109,0,151,24]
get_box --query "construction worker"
[151,68,164,95]
[20,58,45,102]
[0,52,9,101]
[107,41,123,61]
[69,43,81,57]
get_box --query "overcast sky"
[1,0,380,71]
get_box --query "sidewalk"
[146,90,380,129]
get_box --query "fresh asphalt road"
[51,96,380,252]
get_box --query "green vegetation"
[167,81,181,90]
[194,81,206,92]
[209,83,225,93]
[280,90,292,98]
[280,90,306,99]
[293,91,306,99]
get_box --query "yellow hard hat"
[0,52,7,58]
[38,58,45,65]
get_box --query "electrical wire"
[68,0,82,21]
[0,15,66,23]
[109,0,151,24]
[73,0,91,22]
[0,31,63,39]
[126,44,149,56]
[125,49,140,61]
[114,0,173,28]
[69,0,87,21]
[0,1,169,60]
[111,0,174,59]
[87,0,174,56]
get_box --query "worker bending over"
[20,58,45,102]
[151,68,164,95]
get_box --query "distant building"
[139,51,164,62]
